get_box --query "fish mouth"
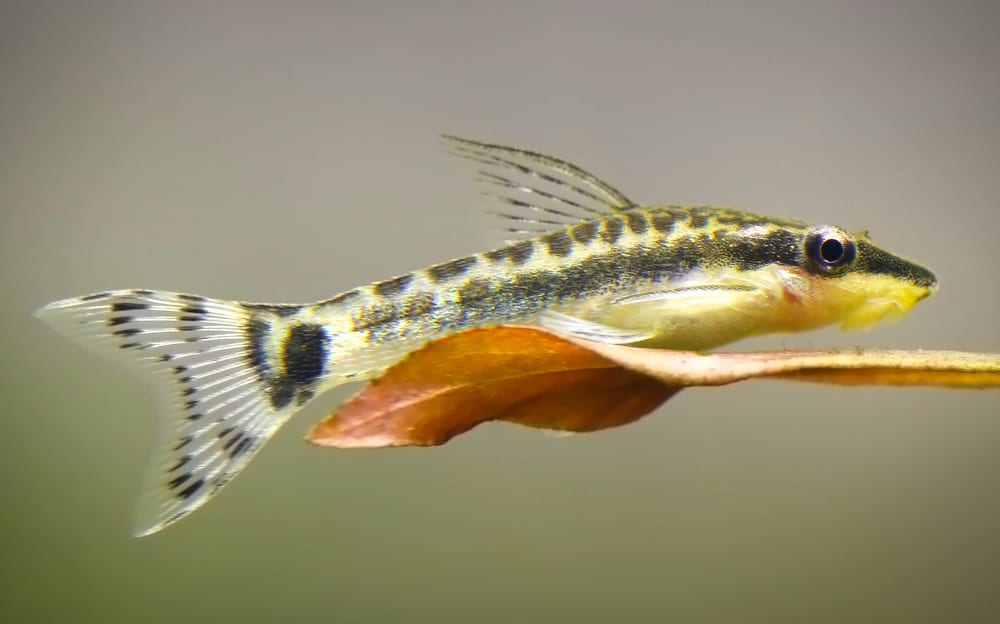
[911,266,938,293]
[839,282,934,330]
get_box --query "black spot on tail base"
[246,317,271,378]
[250,322,330,411]
[282,324,328,385]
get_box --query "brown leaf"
[309,326,1000,449]
[308,326,677,448]
[573,341,1000,388]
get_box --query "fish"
[36,135,938,535]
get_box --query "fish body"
[37,136,937,535]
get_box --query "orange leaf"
[309,326,1000,449]
[308,326,677,448]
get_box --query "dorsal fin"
[443,135,637,238]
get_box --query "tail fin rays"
[36,290,308,536]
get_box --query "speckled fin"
[443,135,637,238]
[36,290,307,536]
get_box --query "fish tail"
[36,289,336,536]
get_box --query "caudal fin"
[36,289,319,536]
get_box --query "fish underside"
[37,135,937,535]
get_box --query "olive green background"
[2,2,999,622]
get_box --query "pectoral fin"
[537,310,657,344]
[611,284,759,312]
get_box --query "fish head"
[800,225,937,330]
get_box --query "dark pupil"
[819,238,845,263]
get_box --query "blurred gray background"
[2,1,999,622]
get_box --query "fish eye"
[805,226,856,273]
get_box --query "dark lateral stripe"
[373,274,414,297]
[732,229,801,271]
[427,256,478,282]
[349,225,815,345]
